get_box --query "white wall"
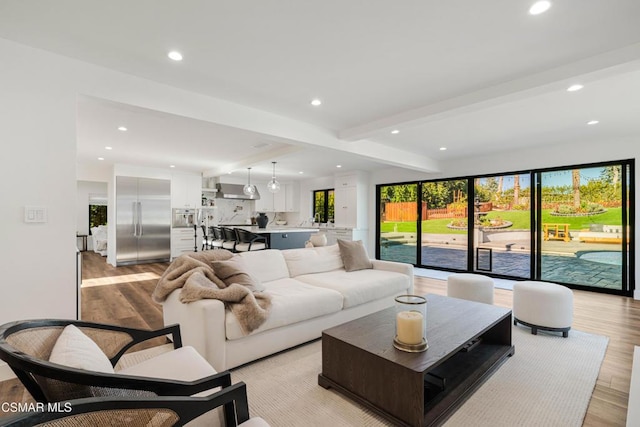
[0,36,358,329]
[0,40,80,326]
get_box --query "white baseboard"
[0,361,16,381]
[635,289,639,300]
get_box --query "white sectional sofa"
[162,245,413,371]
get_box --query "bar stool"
[234,228,268,251]
[221,227,238,251]
[209,226,225,250]
[201,225,211,250]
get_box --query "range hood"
[215,183,260,200]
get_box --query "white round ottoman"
[447,273,494,304]
[513,281,573,337]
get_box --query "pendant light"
[267,161,281,193]
[243,167,256,196]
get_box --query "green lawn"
[380,208,622,234]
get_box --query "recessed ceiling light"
[336,165,342,168]
[168,51,183,61]
[587,120,599,125]
[299,171,304,174]
[97,157,104,161]
[440,147,447,151]
[105,146,113,150]
[169,165,176,168]
[251,143,270,149]
[529,1,551,15]
[310,99,322,106]
[567,84,584,92]
[391,129,400,134]
[117,126,127,132]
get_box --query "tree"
[513,175,520,205]
[572,169,580,208]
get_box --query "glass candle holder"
[394,295,428,352]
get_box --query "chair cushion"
[337,239,373,272]
[117,346,216,383]
[118,346,224,425]
[44,325,117,401]
[49,325,114,374]
[235,242,267,251]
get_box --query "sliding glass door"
[420,180,468,270]
[379,184,418,265]
[539,164,631,291]
[376,159,634,296]
[473,174,531,278]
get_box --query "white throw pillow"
[49,325,114,373]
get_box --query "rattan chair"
[0,319,256,426]
[0,386,264,427]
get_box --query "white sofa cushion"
[281,244,344,277]
[296,269,410,308]
[225,278,343,340]
[238,250,290,282]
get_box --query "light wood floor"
[1,251,639,426]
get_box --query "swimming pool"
[578,251,622,266]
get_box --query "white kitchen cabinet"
[334,186,358,228]
[325,228,368,247]
[254,183,274,213]
[325,228,353,246]
[255,182,299,213]
[171,227,200,259]
[171,173,201,208]
[273,183,299,212]
[335,174,359,188]
[333,172,367,229]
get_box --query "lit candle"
[396,310,424,345]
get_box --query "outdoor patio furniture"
[446,273,494,305]
[513,281,573,337]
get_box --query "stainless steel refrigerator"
[116,176,171,265]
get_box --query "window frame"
[312,189,335,223]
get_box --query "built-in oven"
[172,208,197,228]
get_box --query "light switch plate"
[24,206,47,223]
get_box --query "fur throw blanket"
[180,272,271,335]
[152,250,272,335]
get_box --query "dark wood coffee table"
[318,294,514,427]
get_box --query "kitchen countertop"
[223,225,319,233]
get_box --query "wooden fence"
[382,202,468,221]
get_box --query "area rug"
[231,326,608,427]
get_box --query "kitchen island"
[219,225,318,250]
